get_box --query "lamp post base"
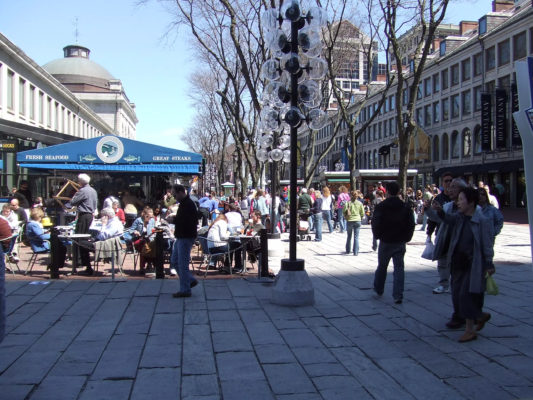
[271,259,314,306]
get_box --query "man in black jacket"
[372,181,415,304]
[170,184,199,298]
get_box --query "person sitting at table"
[207,213,231,271]
[74,207,124,275]
[0,203,20,262]
[124,206,155,275]
[244,210,266,265]
[26,207,52,252]
[225,204,244,273]
[111,199,125,225]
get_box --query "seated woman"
[225,204,244,272]
[124,207,155,274]
[26,207,51,252]
[207,213,231,271]
[0,203,20,262]
[111,199,125,225]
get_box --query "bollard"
[154,230,165,279]
[49,228,61,279]
[259,228,269,277]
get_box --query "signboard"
[481,93,492,151]
[0,140,17,152]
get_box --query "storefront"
[16,135,203,206]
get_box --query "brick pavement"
[1,223,532,399]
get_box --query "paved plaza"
[1,221,533,399]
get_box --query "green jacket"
[297,193,313,210]
[343,200,365,222]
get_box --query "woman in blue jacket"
[26,208,50,252]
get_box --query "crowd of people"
[1,172,506,343]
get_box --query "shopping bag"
[485,273,499,295]
[421,237,434,260]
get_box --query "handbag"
[140,239,156,258]
[485,272,499,295]
[421,237,434,260]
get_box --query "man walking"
[66,173,98,275]
[372,181,415,304]
[171,184,199,298]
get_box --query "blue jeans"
[345,221,361,254]
[337,208,346,232]
[312,213,323,240]
[171,237,197,293]
[322,210,333,233]
[373,242,406,301]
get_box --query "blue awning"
[18,163,200,173]
[17,135,203,174]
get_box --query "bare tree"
[380,0,449,193]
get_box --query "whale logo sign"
[96,136,124,163]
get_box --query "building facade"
[303,0,531,208]
[0,33,137,195]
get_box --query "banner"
[409,125,430,161]
[511,83,522,146]
[495,89,507,148]
[481,93,492,151]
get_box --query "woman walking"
[336,186,350,233]
[428,187,495,342]
[344,190,365,255]
[311,191,323,241]
[321,187,334,233]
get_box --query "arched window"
[433,135,440,162]
[442,133,449,160]
[473,125,482,154]
[462,128,472,157]
[451,130,460,158]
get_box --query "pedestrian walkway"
[1,223,532,399]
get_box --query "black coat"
[173,195,198,239]
[371,196,415,243]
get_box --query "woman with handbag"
[125,207,155,275]
[427,187,495,343]
[343,190,365,255]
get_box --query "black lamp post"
[259,1,327,306]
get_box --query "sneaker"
[432,285,450,294]
[170,268,177,276]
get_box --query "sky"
[0,0,491,151]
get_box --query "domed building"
[43,45,137,139]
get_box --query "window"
[474,125,482,154]
[424,78,431,97]
[462,128,471,157]
[378,122,382,139]
[342,81,350,89]
[498,39,510,66]
[451,64,459,86]
[383,120,387,137]
[462,90,471,115]
[473,53,483,76]
[513,31,526,60]
[351,81,359,89]
[486,46,495,70]
[416,108,423,126]
[441,69,449,90]
[390,95,395,110]
[47,97,52,127]
[433,73,440,93]
[451,130,460,158]
[402,89,408,105]
[424,105,432,126]
[19,78,26,116]
[473,86,482,112]
[7,70,15,110]
[442,133,449,160]
[451,94,460,118]
[38,92,44,123]
[29,85,36,120]
[430,136,439,162]
[462,59,471,81]
[417,84,423,100]
[442,98,449,121]
[433,102,440,123]
[479,16,487,35]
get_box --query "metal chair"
[25,242,51,275]
[197,236,243,277]
[2,232,22,275]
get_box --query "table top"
[55,225,74,230]
[59,233,91,239]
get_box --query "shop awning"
[17,135,203,174]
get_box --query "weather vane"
[73,17,79,43]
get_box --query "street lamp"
[260,1,328,306]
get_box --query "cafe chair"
[26,241,51,275]
[197,236,243,278]
[2,232,22,275]
[94,236,124,275]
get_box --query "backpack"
[278,200,286,215]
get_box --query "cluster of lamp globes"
[257,1,328,164]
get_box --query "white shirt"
[207,220,230,248]
[322,195,333,211]
[225,212,243,230]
